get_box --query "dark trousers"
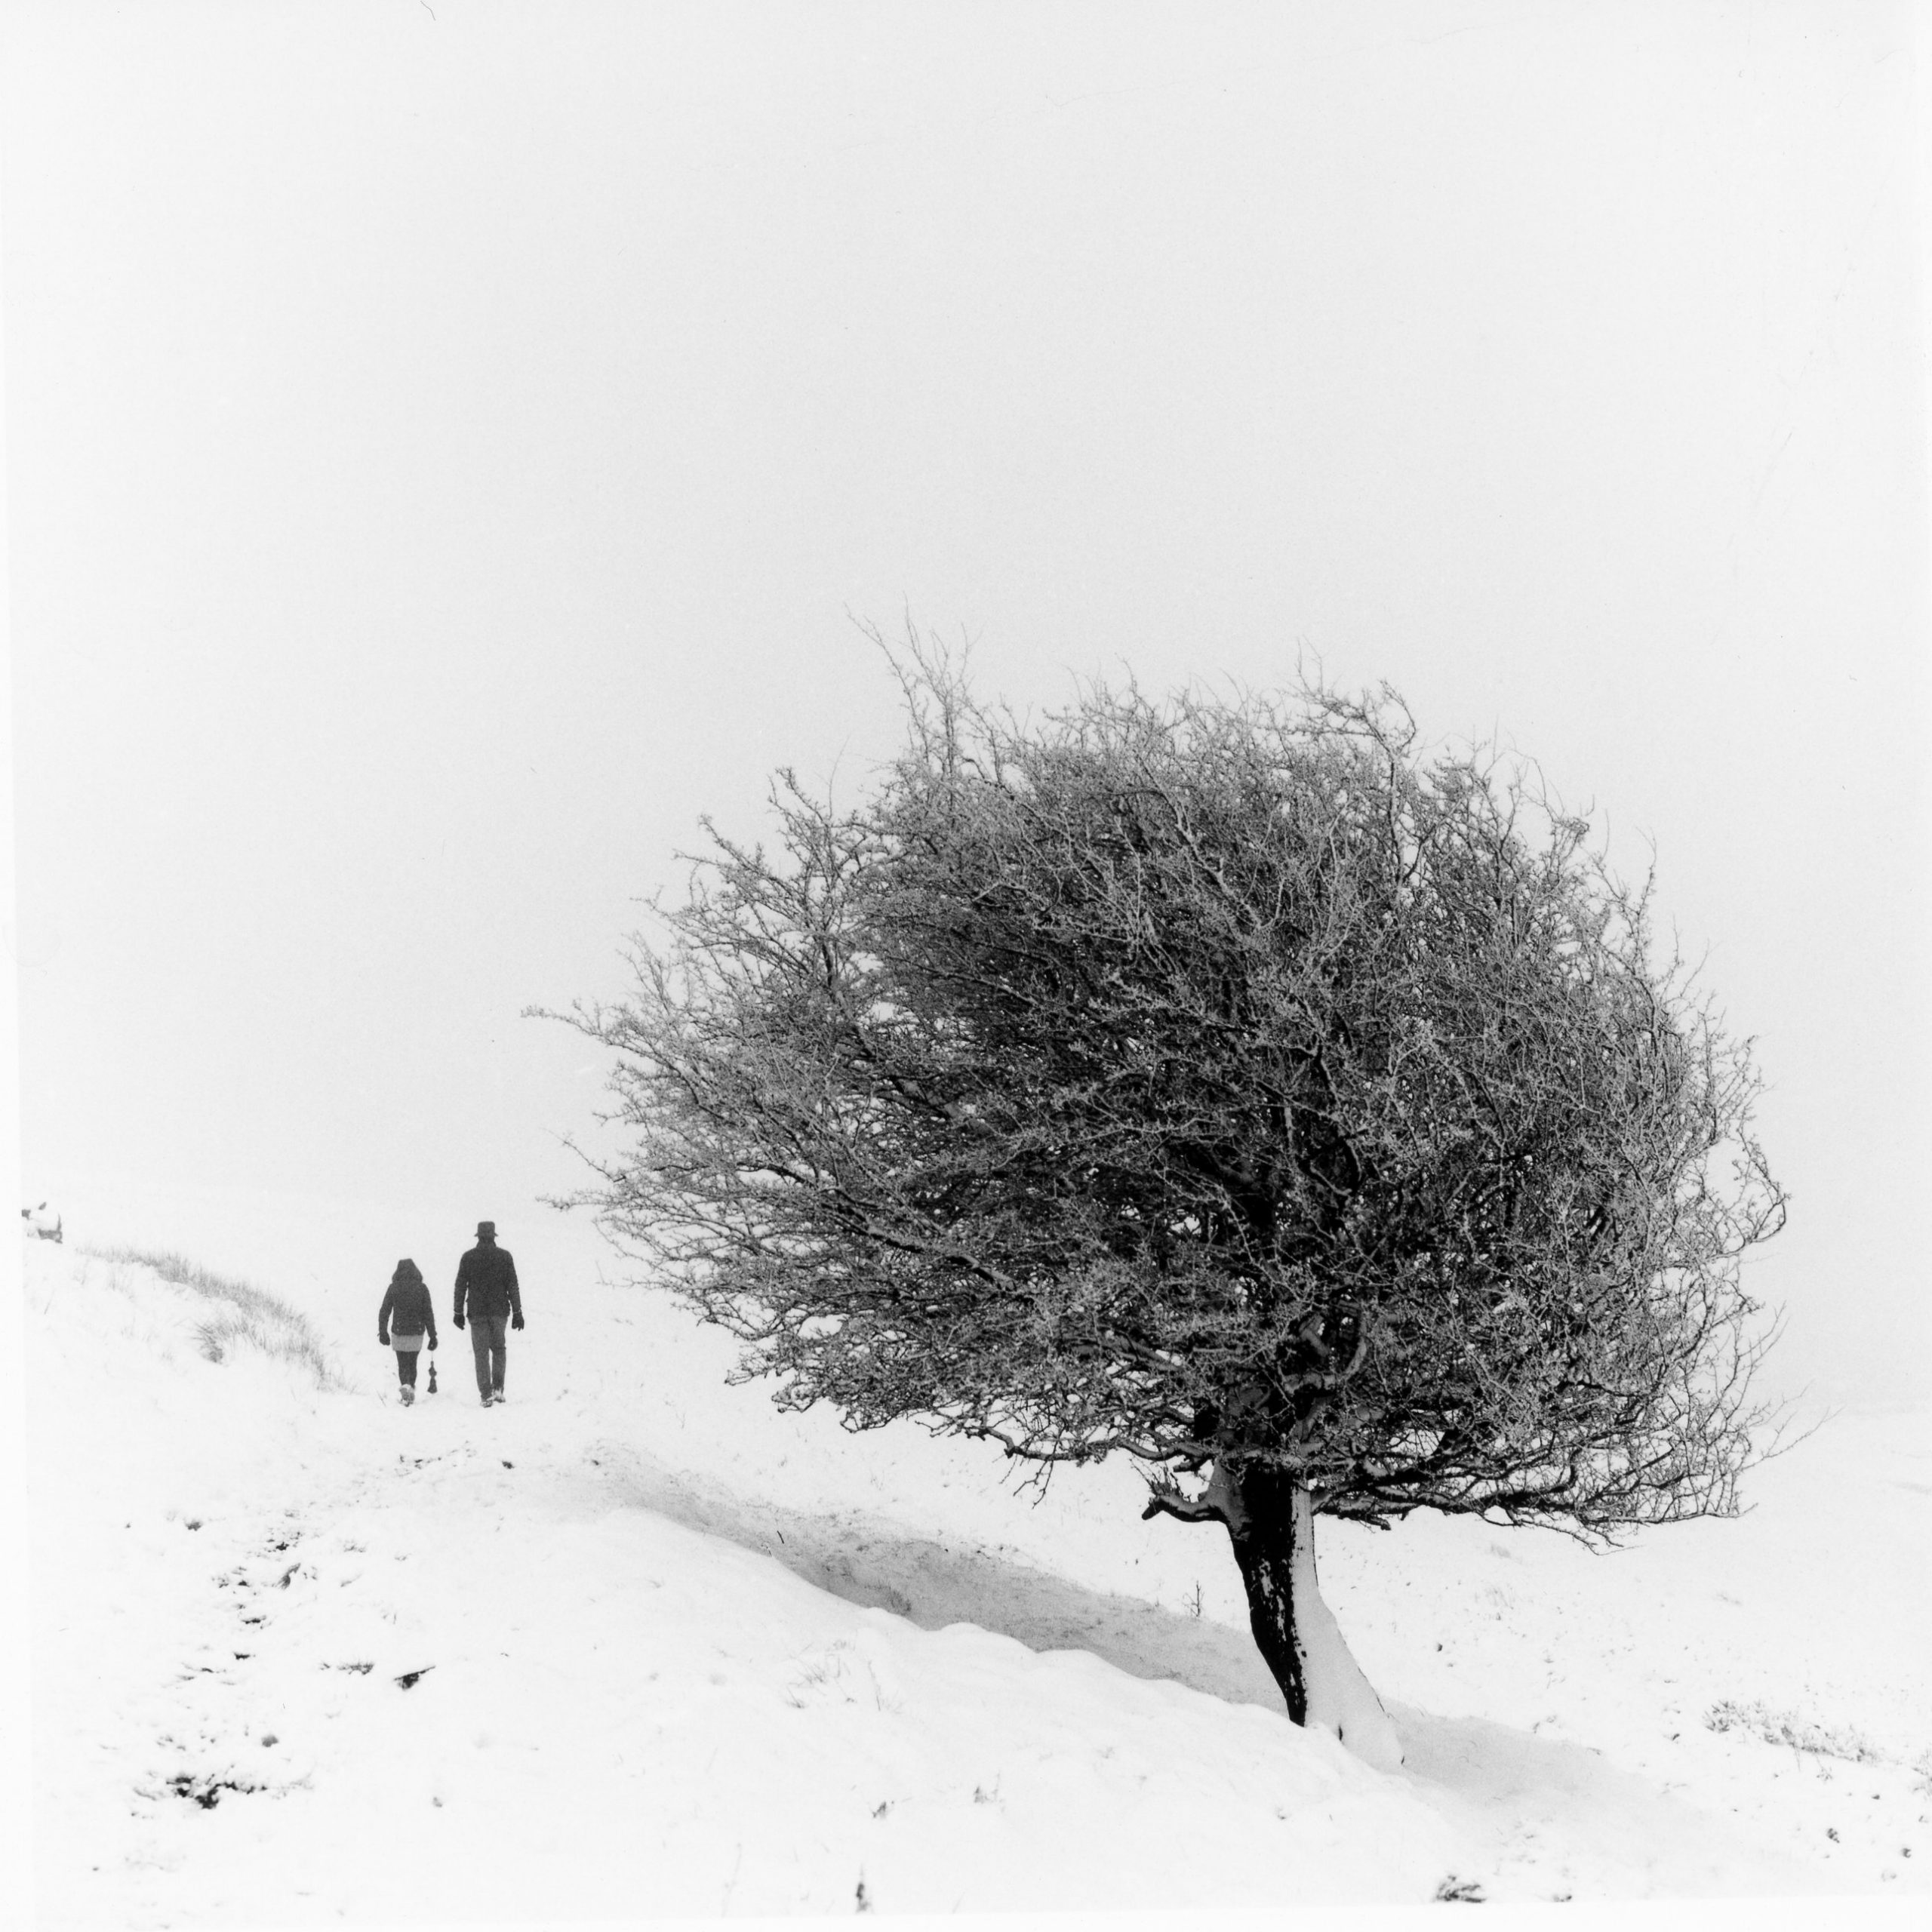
[393,1348,420,1387]
[468,1316,508,1397]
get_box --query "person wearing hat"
[378,1258,438,1405]
[452,1220,524,1407]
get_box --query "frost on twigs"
[542,635,1788,1752]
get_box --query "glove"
[454,1316,465,1331]
[429,1337,438,1352]
[511,1313,525,1331]
[378,1333,388,1347]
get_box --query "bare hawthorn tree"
[543,647,1787,1767]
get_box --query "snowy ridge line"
[79,1242,339,1388]
[571,1435,1287,1705]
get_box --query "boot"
[401,1385,415,1406]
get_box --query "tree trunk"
[1224,1467,1405,1771]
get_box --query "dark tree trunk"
[1227,1463,1315,1722]
[1223,1466,1406,1770]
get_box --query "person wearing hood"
[453,1220,523,1407]
[378,1259,438,1406]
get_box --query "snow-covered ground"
[17,1189,1932,1927]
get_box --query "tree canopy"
[554,653,1788,1546]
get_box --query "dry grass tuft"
[82,1245,338,1389]
[1703,1699,1883,1765]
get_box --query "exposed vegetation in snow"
[82,1244,338,1387]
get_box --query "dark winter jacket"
[454,1239,522,1326]
[379,1268,438,1344]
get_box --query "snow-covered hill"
[20,1224,1930,1924]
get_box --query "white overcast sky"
[5,1,1928,1406]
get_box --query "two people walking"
[379,1220,525,1408]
